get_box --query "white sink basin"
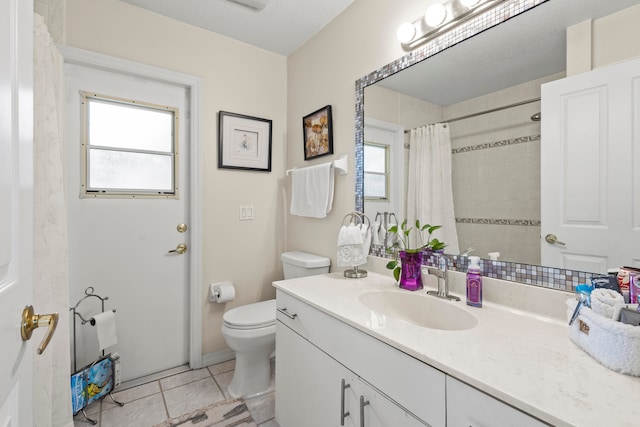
[359,291,478,331]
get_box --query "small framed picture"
[302,105,333,160]
[218,111,272,172]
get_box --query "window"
[364,142,389,200]
[81,91,178,198]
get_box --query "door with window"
[64,62,190,382]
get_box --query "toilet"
[221,251,330,398]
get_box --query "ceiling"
[118,0,354,56]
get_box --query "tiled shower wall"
[444,74,561,264]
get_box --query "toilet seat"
[223,299,276,330]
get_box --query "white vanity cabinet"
[446,376,548,427]
[275,290,444,427]
[276,322,425,427]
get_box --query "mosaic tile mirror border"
[356,0,596,293]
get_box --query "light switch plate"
[240,204,254,220]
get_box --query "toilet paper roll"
[210,282,235,303]
[92,310,118,351]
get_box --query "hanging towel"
[337,224,365,266]
[290,163,334,218]
[360,223,372,262]
[371,221,380,245]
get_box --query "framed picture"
[303,105,333,160]
[218,111,272,171]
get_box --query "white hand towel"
[591,288,625,319]
[290,163,334,218]
[371,221,380,245]
[337,224,366,266]
[360,224,372,262]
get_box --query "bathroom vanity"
[274,272,640,427]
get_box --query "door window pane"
[364,142,389,200]
[89,100,173,152]
[82,92,178,197]
[88,149,173,191]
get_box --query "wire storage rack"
[70,286,124,424]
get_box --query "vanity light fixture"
[397,0,509,50]
[425,3,448,27]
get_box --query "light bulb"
[425,4,447,28]
[396,22,416,44]
[460,0,481,7]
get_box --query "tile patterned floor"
[73,359,280,427]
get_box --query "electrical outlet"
[240,204,254,220]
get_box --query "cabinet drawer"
[276,290,446,427]
[446,376,549,427]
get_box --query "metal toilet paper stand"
[70,286,124,424]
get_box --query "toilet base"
[227,351,273,398]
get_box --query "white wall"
[567,4,640,75]
[64,0,287,354]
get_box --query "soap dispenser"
[466,256,482,307]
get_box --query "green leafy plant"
[385,219,446,281]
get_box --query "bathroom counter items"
[273,272,640,427]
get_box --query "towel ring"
[342,211,370,227]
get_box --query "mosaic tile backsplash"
[370,244,592,293]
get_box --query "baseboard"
[202,348,236,367]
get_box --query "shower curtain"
[33,13,73,427]
[406,124,460,255]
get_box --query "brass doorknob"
[544,234,566,246]
[21,305,58,355]
[168,243,187,254]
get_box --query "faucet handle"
[437,254,447,271]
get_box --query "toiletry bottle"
[466,256,482,307]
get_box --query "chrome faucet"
[425,255,460,301]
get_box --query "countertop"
[273,272,640,427]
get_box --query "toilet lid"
[223,299,276,328]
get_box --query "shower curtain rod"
[404,97,541,133]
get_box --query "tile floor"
[73,359,280,427]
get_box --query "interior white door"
[0,0,34,424]
[541,56,640,272]
[64,62,190,382]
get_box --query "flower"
[385,219,446,281]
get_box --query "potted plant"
[386,220,446,291]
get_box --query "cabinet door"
[446,376,548,427]
[276,321,356,427]
[352,378,427,427]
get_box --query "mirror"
[356,0,640,269]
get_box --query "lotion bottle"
[466,256,482,307]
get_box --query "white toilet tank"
[281,251,330,279]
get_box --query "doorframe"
[58,45,204,369]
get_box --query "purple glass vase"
[399,250,423,291]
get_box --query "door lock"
[177,224,188,233]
